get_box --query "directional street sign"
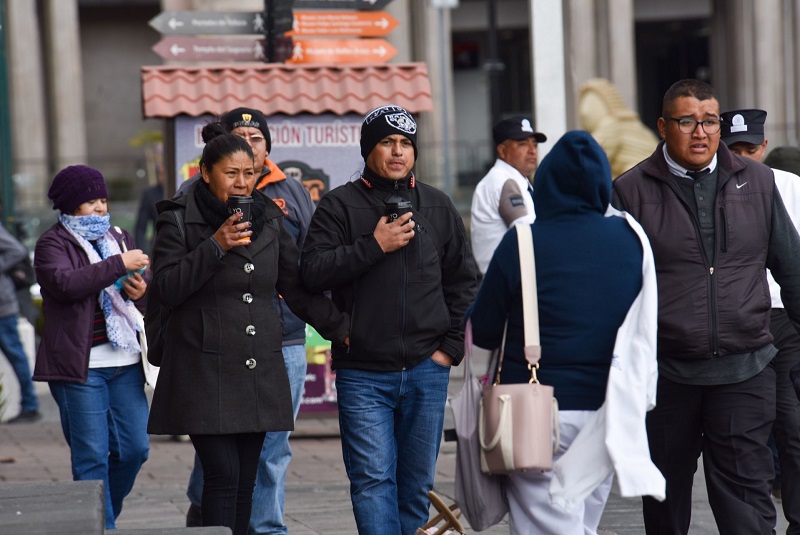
[285,38,397,63]
[152,36,267,62]
[149,11,267,35]
[286,11,398,37]
[292,0,394,11]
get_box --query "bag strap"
[170,209,187,245]
[494,223,542,385]
[114,226,128,253]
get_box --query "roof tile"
[141,62,433,118]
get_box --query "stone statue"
[578,78,659,179]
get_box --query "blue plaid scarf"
[58,213,141,354]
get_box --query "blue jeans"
[49,364,150,530]
[250,344,307,534]
[336,356,451,535]
[0,314,38,412]
[188,344,307,534]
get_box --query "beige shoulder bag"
[479,223,559,474]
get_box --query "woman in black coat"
[147,123,349,535]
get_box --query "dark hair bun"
[201,121,229,144]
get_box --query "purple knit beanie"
[48,165,109,213]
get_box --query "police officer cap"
[720,109,767,146]
[492,116,547,146]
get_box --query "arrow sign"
[149,11,268,35]
[152,36,267,62]
[285,38,397,64]
[286,11,398,37]
[292,0,394,11]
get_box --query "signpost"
[292,0,394,11]
[152,36,266,62]
[149,11,266,35]
[287,11,398,37]
[285,38,397,63]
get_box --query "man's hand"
[373,213,415,253]
[431,349,453,367]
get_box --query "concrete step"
[0,480,104,535]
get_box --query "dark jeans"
[191,432,266,535]
[770,308,800,533]
[642,367,776,535]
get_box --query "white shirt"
[470,159,536,274]
[768,168,800,308]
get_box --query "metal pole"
[0,0,15,230]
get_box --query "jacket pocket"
[407,223,439,283]
[201,307,221,354]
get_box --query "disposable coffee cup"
[227,195,253,242]
[386,197,412,224]
[227,195,253,222]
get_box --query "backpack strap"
[170,209,187,246]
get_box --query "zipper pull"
[709,267,714,275]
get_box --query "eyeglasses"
[235,133,266,144]
[665,117,722,135]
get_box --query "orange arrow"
[285,38,397,64]
[285,11,399,37]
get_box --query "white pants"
[506,410,613,535]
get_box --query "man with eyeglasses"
[612,79,800,534]
[178,107,316,535]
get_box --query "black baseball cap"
[720,109,767,146]
[492,116,547,146]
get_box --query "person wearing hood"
[469,131,663,534]
[301,105,479,534]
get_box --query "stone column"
[409,0,452,191]
[387,0,412,63]
[565,0,597,128]
[530,0,568,158]
[43,0,87,170]
[6,0,49,210]
[711,0,788,146]
[564,0,636,129]
[604,0,636,110]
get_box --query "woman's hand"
[120,272,147,300]
[213,213,252,251]
[121,249,149,271]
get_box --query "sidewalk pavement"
[0,371,788,534]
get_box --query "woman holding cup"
[146,122,349,535]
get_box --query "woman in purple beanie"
[32,164,151,530]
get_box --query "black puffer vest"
[614,142,775,360]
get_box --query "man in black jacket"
[301,105,478,535]
[613,79,800,534]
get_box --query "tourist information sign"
[152,36,266,61]
[149,11,267,35]
[285,38,397,63]
[287,11,398,37]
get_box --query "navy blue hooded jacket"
[469,131,643,410]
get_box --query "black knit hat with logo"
[360,105,418,160]
[222,107,272,153]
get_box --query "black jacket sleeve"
[301,192,386,292]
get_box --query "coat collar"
[157,185,284,261]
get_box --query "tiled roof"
[141,62,433,118]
